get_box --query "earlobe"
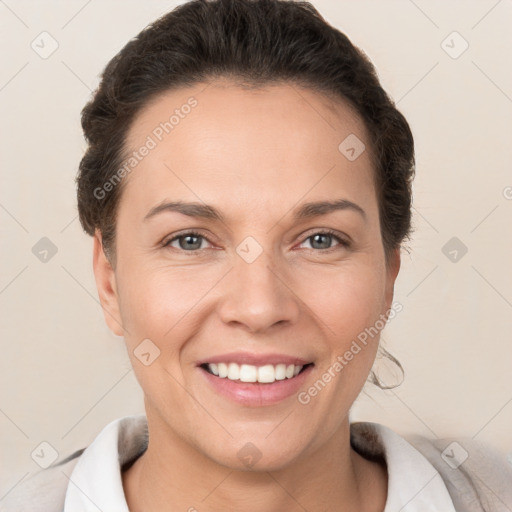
[385,247,401,310]
[92,230,124,336]
[390,247,401,281]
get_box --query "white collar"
[350,421,456,511]
[64,415,147,512]
[64,415,455,511]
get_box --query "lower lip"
[199,365,314,407]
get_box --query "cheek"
[295,263,386,395]
[116,263,221,356]
[115,268,205,406]
[290,266,386,432]
[294,260,386,342]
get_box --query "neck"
[122,412,387,512]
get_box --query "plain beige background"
[1,0,511,497]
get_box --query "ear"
[384,247,401,311]
[92,230,124,336]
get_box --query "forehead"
[125,79,369,152]
[119,80,377,221]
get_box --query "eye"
[298,230,350,252]
[163,231,212,252]
[162,229,350,254]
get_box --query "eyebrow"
[143,198,367,223]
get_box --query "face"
[94,80,400,471]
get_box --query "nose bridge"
[218,240,299,332]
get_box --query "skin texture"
[93,79,400,511]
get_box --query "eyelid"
[296,228,351,250]
[162,229,214,249]
[163,227,351,252]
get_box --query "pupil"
[182,235,200,250]
[312,234,330,249]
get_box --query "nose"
[217,248,301,334]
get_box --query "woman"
[3,0,511,510]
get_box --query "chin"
[203,435,309,473]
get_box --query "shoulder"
[0,449,84,512]
[0,415,148,512]
[351,422,512,511]
[405,432,512,511]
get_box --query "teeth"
[218,363,228,378]
[205,362,305,383]
[240,364,257,382]
[275,364,286,380]
[257,365,275,383]
[227,362,240,380]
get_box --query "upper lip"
[197,352,313,367]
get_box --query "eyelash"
[162,229,351,254]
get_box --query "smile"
[202,362,313,384]
[198,356,315,406]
